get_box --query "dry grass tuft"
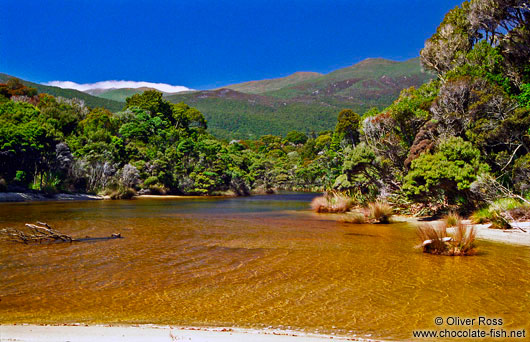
[340,211,366,224]
[443,211,461,227]
[417,222,477,256]
[452,221,477,255]
[310,191,354,213]
[368,201,394,223]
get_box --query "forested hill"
[1,57,432,140]
[221,71,323,94]
[165,58,433,139]
[0,73,124,112]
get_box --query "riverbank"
[0,193,236,203]
[466,220,530,246]
[0,192,105,202]
[397,216,530,247]
[0,325,377,342]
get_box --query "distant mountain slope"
[166,58,433,140]
[2,57,432,139]
[84,87,156,102]
[222,71,322,94]
[0,73,124,112]
[165,88,339,139]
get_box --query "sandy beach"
[0,325,377,342]
[468,220,530,246]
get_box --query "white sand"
[468,220,530,246]
[0,325,376,342]
[397,216,530,247]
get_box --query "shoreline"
[0,324,381,342]
[394,216,530,247]
[466,220,530,247]
[2,192,529,247]
[0,192,105,203]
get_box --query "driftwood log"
[0,222,122,244]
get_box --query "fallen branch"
[0,222,122,244]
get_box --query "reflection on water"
[1,193,529,341]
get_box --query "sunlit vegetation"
[469,198,530,228]
[0,74,123,111]
[0,85,342,196]
[368,201,394,223]
[1,0,529,243]
[164,58,432,140]
[417,222,477,256]
[310,191,354,213]
[444,212,462,227]
[340,211,366,224]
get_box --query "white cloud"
[44,80,192,93]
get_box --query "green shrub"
[403,137,489,204]
[14,170,26,183]
[470,207,491,224]
[149,185,167,195]
[143,176,159,187]
[110,187,137,200]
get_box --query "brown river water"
[1,193,529,341]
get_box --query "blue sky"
[1,0,462,90]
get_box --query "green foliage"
[403,137,489,203]
[333,143,381,200]
[285,130,308,145]
[165,58,432,140]
[125,90,173,121]
[517,83,530,107]
[387,82,438,147]
[335,109,361,144]
[0,101,59,185]
[0,73,124,112]
[470,207,492,224]
[0,0,527,209]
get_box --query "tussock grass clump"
[368,201,393,223]
[417,222,477,256]
[417,223,449,255]
[452,222,477,255]
[340,211,366,224]
[443,211,461,227]
[310,192,354,213]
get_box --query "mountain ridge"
[1,57,433,139]
[164,57,433,139]
[0,73,124,112]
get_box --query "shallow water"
[1,194,529,341]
